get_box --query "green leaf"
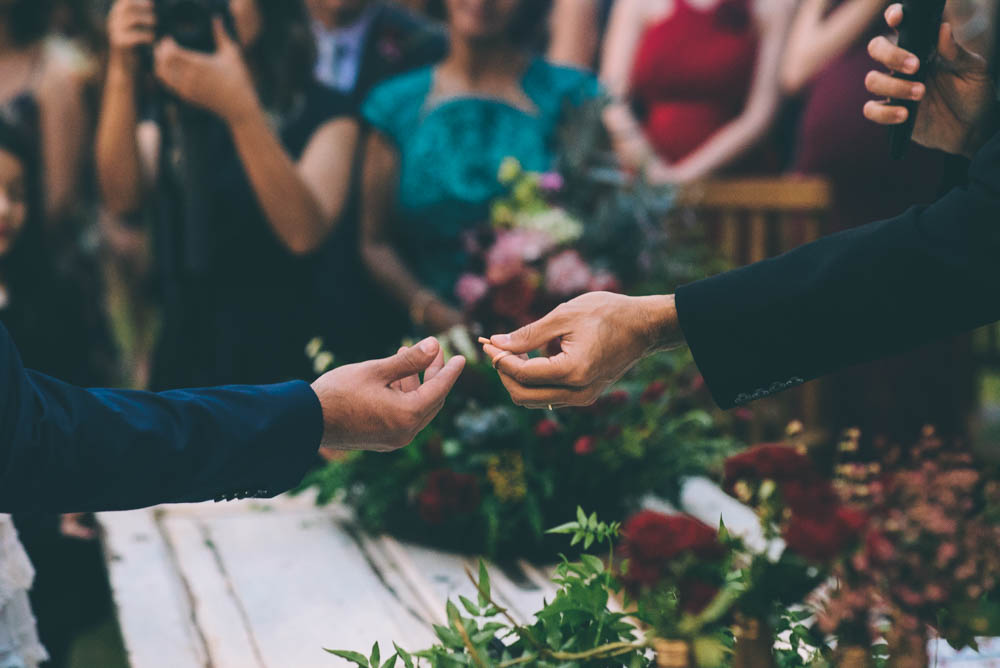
[570,532,583,546]
[478,560,491,608]
[584,533,594,550]
[577,507,588,524]
[381,657,397,668]
[394,644,415,668]
[546,521,578,535]
[433,624,465,649]
[370,642,381,667]
[580,554,605,575]
[324,649,369,666]
[459,595,480,617]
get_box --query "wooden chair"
[674,176,834,437]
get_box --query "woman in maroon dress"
[600,0,792,183]
[783,0,972,444]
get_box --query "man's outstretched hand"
[864,3,993,158]
[313,338,465,453]
[482,292,682,409]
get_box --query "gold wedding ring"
[491,351,514,369]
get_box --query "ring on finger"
[492,350,514,369]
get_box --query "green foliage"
[327,511,655,667]
[298,349,740,559]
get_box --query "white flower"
[513,207,584,245]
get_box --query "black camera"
[155,0,234,52]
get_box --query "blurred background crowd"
[0,0,995,664]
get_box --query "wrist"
[224,93,264,129]
[107,56,139,86]
[635,294,682,354]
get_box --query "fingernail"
[493,334,511,346]
[419,337,437,354]
[905,56,919,72]
[911,84,923,99]
[896,109,907,122]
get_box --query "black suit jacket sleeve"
[676,131,1000,410]
[0,323,323,513]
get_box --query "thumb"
[212,16,235,51]
[491,309,568,355]
[378,337,440,382]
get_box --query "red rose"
[724,444,817,492]
[641,381,668,404]
[491,273,538,323]
[534,419,560,438]
[780,479,839,517]
[619,512,723,587]
[573,436,596,455]
[607,390,630,406]
[417,470,481,525]
[784,507,867,563]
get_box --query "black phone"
[888,0,948,159]
[155,0,235,53]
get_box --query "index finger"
[410,355,466,415]
[885,3,903,29]
[483,342,576,387]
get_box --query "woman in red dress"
[601,0,793,183]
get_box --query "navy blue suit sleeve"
[676,131,1000,409]
[0,323,323,513]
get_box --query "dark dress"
[151,83,351,390]
[789,6,971,442]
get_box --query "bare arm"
[548,0,600,68]
[227,110,355,254]
[659,0,793,183]
[37,57,88,222]
[599,0,666,172]
[360,132,463,333]
[96,0,157,217]
[781,0,887,94]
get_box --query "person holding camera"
[96,0,359,389]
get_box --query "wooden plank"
[99,509,208,668]
[679,178,832,211]
[190,504,435,666]
[160,516,264,668]
[749,213,768,263]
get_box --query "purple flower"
[455,274,489,309]
[538,172,565,192]
[545,250,593,297]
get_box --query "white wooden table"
[98,482,999,667]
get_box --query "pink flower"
[545,250,593,297]
[588,270,622,293]
[455,274,489,309]
[486,230,554,285]
[539,172,565,192]
[574,436,596,455]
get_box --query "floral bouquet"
[301,99,737,559]
[302,344,741,559]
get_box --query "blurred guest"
[0,0,90,227]
[361,0,598,334]
[601,0,792,183]
[0,116,115,668]
[308,0,447,107]
[547,0,601,68]
[96,0,357,389]
[782,0,968,443]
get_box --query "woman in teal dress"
[360,0,599,335]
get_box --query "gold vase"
[834,645,873,668]
[654,638,691,668]
[732,616,774,668]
